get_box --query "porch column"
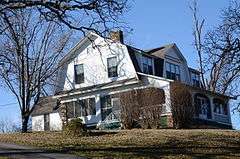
[226,100,232,124]
[163,85,171,114]
[209,96,215,120]
[95,95,102,123]
[58,103,68,125]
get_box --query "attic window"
[74,64,84,84]
[166,62,180,81]
[107,57,118,78]
[142,55,153,75]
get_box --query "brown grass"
[0,129,239,158]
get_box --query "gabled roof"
[145,43,175,56]
[31,96,59,116]
[58,32,99,66]
[126,45,159,59]
[146,43,188,63]
[189,67,201,74]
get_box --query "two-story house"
[31,31,233,131]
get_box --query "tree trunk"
[21,115,29,133]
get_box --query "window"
[198,97,208,115]
[101,95,112,110]
[191,72,200,87]
[66,98,96,118]
[194,94,212,119]
[66,102,74,118]
[111,98,121,111]
[100,95,121,121]
[107,57,118,78]
[74,64,84,84]
[166,62,180,80]
[213,99,228,115]
[196,97,209,119]
[142,55,153,75]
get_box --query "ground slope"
[0,129,239,158]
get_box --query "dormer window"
[142,55,153,75]
[107,57,118,78]
[74,64,84,84]
[166,62,180,80]
[191,72,200,87]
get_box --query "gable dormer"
[127,46,164,78]
[147,44,191,84]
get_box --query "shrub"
[170,82,194,129]
[63,118,87,137]
[119,88,165,129]
[160,116,168,128]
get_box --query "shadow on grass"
[1,145,239,159]
[61,140,240,158]
[60,136,240,158]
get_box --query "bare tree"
[0,9,73,132]
[0,0,130,35]
[189,0,206,88]
[190,0,240,112]
[0,118,20,133]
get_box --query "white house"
[31,31,233,131]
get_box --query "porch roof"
[31,96,59,116]
[54,77,140,98]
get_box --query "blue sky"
[0,0,239,129]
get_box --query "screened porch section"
[194,93,231,124]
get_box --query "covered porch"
[193,92,232,126]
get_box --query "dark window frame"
[213,98,228,115]
[74,64,84,84]
[191,72,200,87]
[166,62,180,81]
[142,55,153,75]
[107,57,118,78]
[100,95,121,120]
[66,98,96,118]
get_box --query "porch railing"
[214,113,230,124]
[102,110,121,124]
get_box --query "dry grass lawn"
[0,129,239,158]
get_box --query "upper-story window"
[142,55,153,75]
[191,72,200,87]
[74,64,84,84]
[166,62,180,80]
[107,57,118,78]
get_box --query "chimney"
[109,30,124,44]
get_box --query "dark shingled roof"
[145,43,175,58]
[31,96,59,116]
[188,67,201,74]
